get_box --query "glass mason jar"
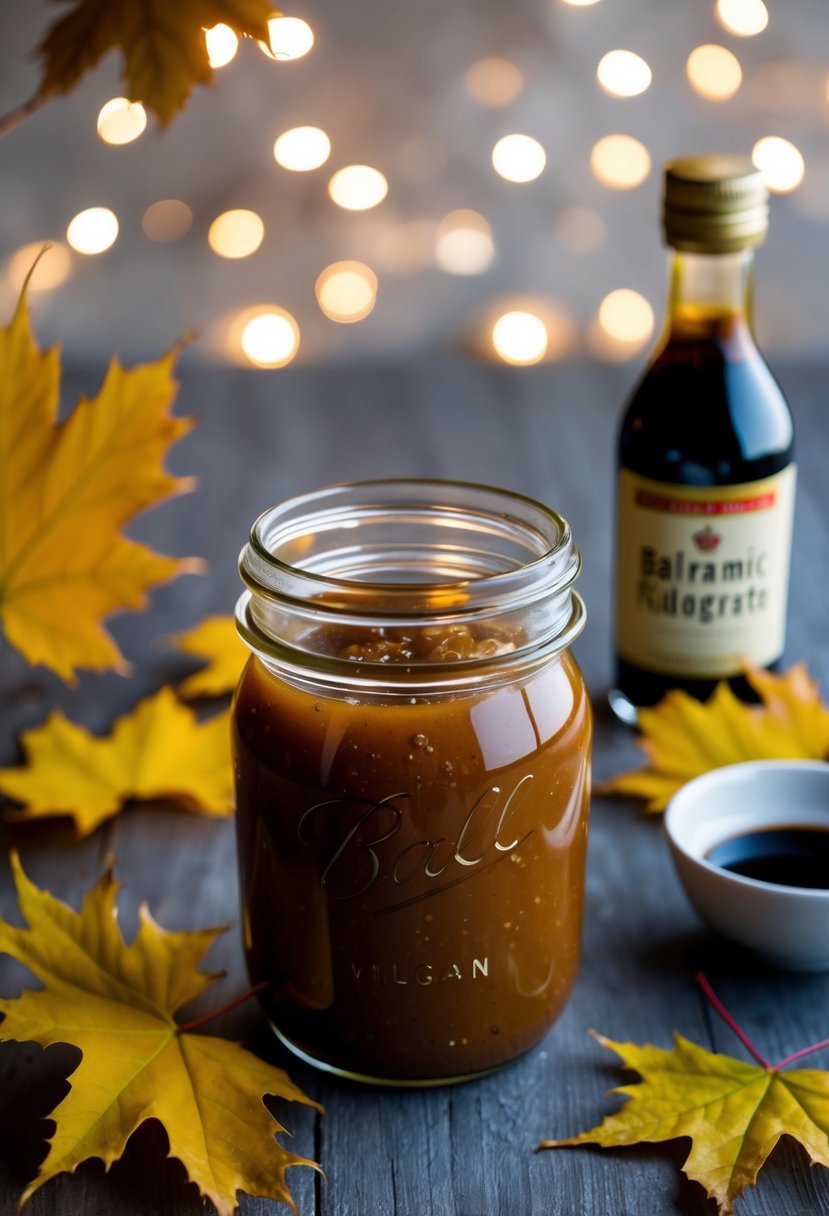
[232,479,592,1086]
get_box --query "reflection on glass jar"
[232,479,592,1085]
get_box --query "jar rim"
[237,478,585,682]
[240,477,579,609]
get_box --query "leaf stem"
[695,971,772,1071]
[0,91,48,137]
[176,980,271,1035]
[774,1038,829,1072]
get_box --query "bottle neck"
[665,248,756,343]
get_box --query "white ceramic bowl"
[664,760,829,971]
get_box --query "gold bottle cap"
[663,154,768,253]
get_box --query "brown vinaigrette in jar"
[233,479,590,1085]
[233,622,590,1084]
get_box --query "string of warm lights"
[7,0,811,369]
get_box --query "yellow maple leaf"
[601,664,829,811]
[0,281,200,681]
[35,0,273,126]
[0,687,233,837]
[539,1030,829,1216]
[0,853,320,1214]
[176,615,246,699]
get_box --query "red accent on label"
[635,490,776,516]
[693,526,721,551]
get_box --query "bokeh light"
[434,210,494,275]
[260,16,314,61]
[66,207,119,255]
[715,0,768,37]
[554,207,606,254]
[590,135,650,189]
[482,297,575,363]
[96,98,147,145]
[596,50,652,98]
[464,58,524,106]
[686,44,742,100]
[492,311,548,365]
[273,126,331,171]
[240,309,300,367]
[316,261,378,323]
[560,0,602,6]
[7,242,72,292]
[142,200,193,242]
[492,134,546,183]
[328,165,388,210]
[204,23,238,68]
[597,289,654,344]
[752,136,805,193]
[208,210,264,258]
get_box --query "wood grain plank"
[1,359,827,1216]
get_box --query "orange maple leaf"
[0,277,201,682]
[175,615,246,699]
[600,664,829,811]
[541,1031,829,1216]
[36,0,274,126]
[0,688,233,838]
[540,976,829,1216]
[0,853,320,1214]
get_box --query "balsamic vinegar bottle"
[610,155,795,724]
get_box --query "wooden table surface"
[1,357,828,1216]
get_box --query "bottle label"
[615,465,796,678]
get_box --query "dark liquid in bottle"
[706,825,829,889]
[615,314,793,710]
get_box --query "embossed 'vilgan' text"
[350,958,490,986]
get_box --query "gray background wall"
[0,0,827,366]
